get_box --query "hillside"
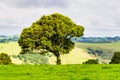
[49,47,95,64]
[0,42,21,55]
[75,41,120,63]
[72,36,120,43]
[49,41,120,64]
[0,35,19,42]
[0,42,95,64]
[0,41,120,64]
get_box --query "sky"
[0,0,120,37]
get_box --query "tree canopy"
[18,13,84,65]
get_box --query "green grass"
[0,64,120,80]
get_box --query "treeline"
[0,35,19,43]
[1,35,120,43]
[72,36,120,43]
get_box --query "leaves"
[19,13,84,61]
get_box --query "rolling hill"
[0,41,120,64]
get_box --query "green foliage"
[0,64,120,80]
[0,53,11,65]
[18,13,84,64]
[17,52,48,64]
[110,52,120,64]
[83,59,98,64]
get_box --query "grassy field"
[0,64,120,80]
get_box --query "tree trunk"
[56,54,61,65]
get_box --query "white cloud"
[0,0,120,37]
[0,0,68,8]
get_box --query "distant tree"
[83,59,98,64]
[110,52,120,64]
[0,53,11,65]
[18,13,84,65]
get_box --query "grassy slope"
[49,47,94,64]
[0,64,120,80]
[75,42,120,62]
[0,42,94,64]
[0,42,22,64]
[0,41,120,64]
[49,41,120,64]
[75,41,120,52]
[0,42,21,55]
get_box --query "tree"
[109,52,120,64]
[0,53,12,65]
[82,59,98,64]
[18,13,84,65]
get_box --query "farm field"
[0,64,120,80]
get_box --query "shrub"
[17,51,49,65]
[83,59,98,64]
[109,52,120,64]
[0,53,11,65]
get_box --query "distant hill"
[0,35,19,43]
[72,36,120,43]
[1,35,120,43]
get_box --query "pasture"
[0,64,120,80]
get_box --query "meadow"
[0,64,120,80]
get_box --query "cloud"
[0,24,23,35]
[0,0,68,8]
[0,0,120,37]
[65,0,120,36]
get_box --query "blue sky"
[0,0,120,37]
